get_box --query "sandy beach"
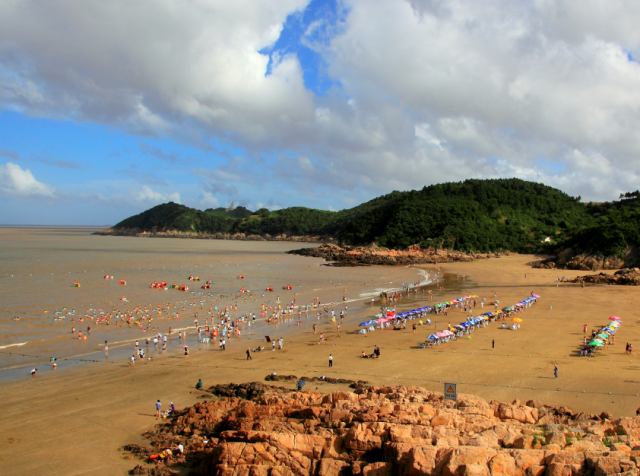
[2,251,640,475]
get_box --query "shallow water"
[1,227,474,379]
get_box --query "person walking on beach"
[554,365,558,378]
[374,345,380,358]
[246,348,252,360]
[155,400,161,418]
[31,368,37,376]
[492,339,495,349]
[313,324,317,334]
[329,354,333,367]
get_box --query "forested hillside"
[111,179,640,255]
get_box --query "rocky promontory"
[288,243,508,266]
[94,227,331,244]
[532,246,639,271]
[567,268,640,286]
[125,383,640,475]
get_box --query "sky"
[1,0,640,225]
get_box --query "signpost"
[444,382,457,408]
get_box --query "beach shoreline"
[2,237,640,475]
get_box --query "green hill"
[111,178,640,255]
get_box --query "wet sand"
[2,249,640,474]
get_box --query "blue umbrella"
[428,334,438,340]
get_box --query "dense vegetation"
[113,178,640,255]
[564,199,640,258]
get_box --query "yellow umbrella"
[511,317,523,323]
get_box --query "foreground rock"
[288,243,509,266]
[566,268,640,286]
[125,384,640,475]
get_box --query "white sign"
[444,382,457,402]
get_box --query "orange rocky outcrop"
[566,268,640,286]
[532,246,639,271]
[288,244,509,267]
[125,383,640,475]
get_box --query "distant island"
[96,178,640,270]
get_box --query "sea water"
[1,227,467,380]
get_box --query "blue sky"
[1,0,640,224]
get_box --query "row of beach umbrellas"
[588,317,621,347]
[359,295,481,327]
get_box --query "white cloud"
[0,0,313,142]
[3,0,640,209]
[0,162,55,197]
[313,0,640,200]
[135,185,180,204]
[199,191,220,209]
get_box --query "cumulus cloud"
[0,162,56,197]
[3,0,640,208]
[135,185,180,204]
[0,0,313,142]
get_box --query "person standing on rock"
[329,354,333,367]
[554,365,558,378]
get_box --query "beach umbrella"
[502,306,514,312]
[428,334,438,340]
[609,316,622,321]
[589,341,604,346]
[511,317,523,323]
